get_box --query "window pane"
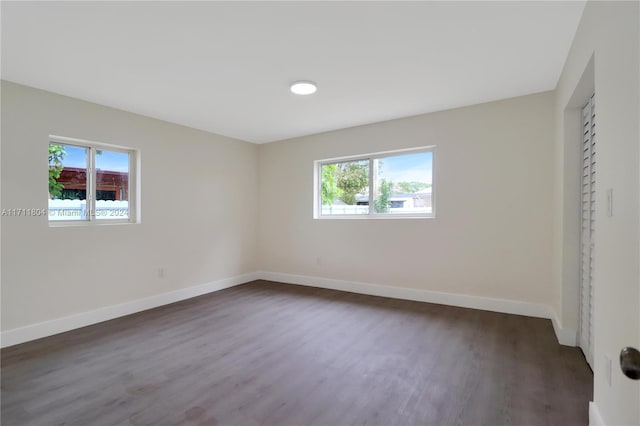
[48,144,88,221]
[96,150,129,220]
[373,151,433,215]
[321,160,369,215]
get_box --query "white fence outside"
[322,192,432,216]
[48,199,129,221]
[321,205,370,215]
[321,206,432,215]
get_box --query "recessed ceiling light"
[290,81,317,95]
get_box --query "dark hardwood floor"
[1,280,592,426]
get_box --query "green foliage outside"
[394,181,430,194]
[321,164,342,206]
[48,144,66,199]
[321,161,430,208]
[374,179,392,213]
[335,162,368,205]
[321,162,368,206]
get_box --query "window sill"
[48,220,138,227]
[315,214,435,220]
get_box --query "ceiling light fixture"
[290,81,317,95]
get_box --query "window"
[48,136,137,223]
[315,147,434,218]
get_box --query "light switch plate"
[604,354,612,386]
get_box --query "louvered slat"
[579,94,595,369]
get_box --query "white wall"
[1,81,259,332]
[554,2,639,425]
[258,92,555,307]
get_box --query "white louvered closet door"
[579,94,595,368]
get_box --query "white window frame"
[48,135,139,226]
[314,146,435,219]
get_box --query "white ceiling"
[1,1,585,144]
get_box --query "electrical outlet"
[316,257,321,266]
[158,268,165,279]
[607,188,613,217]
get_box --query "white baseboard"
[0,272,261,348]
[551,312,578,346]
[261,271,580,346]
[1,271,575,349]
[589,401,605,426]
[260,271,552,318]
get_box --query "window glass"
[96,150,130,220]
[48,144,88,221]
[317,148,434,218]
[373,151,433,215]
[321,160,369,215]
[48,138,136,224]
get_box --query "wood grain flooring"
[1,280,592,426]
